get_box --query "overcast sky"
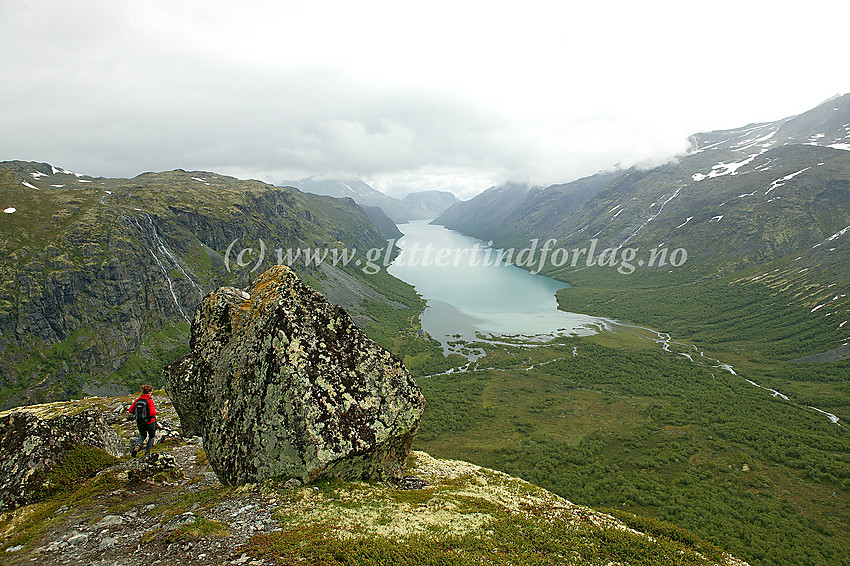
[1,0,848,199]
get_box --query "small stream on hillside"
[623,325,841,425]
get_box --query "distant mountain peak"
[284,177,457,222]
[686,94,850,157]
[819,92,845,105]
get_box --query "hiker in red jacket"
[129,384,157,457]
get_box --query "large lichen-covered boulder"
[164,265,425,485]
[0,408,121,510]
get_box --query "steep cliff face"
[0,163,401,409]
[165,266,425,485]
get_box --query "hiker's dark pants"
[134,420,156,455]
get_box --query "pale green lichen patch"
[244,451,744,566]
[0,391,173,424]
[280,491,493,541]
[0,397,114,420]
[261,451,608,542]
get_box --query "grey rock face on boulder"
[127,453,178,483]
[0,408,120,510]
[165,265,425,485]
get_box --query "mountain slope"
[686,93,850,154]
[432,182,534,240]
[544,144,850,270]
[430,95,850,359]
[359,205,403,240]
[283,177,389,201]
[437,94,850,264]
[0,163,421,408]
[434,172,621,246]
[401,189,457,219]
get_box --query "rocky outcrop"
[0,408,121,510]
[164,265,425,485]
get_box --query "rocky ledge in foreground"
[165,265,425,486]
[0,392,748,566]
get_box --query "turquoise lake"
[387,220,607,353]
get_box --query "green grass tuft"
[163,517,231,542]
[29,444,117,501]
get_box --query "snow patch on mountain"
[825,225,850,243]
[688,138,730,154]
[752,157,775,173]
[812,225,850,249]
[765,167,810,195]
[675,216,693,229]
[734,128,778,152]
[692,154,759,181]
